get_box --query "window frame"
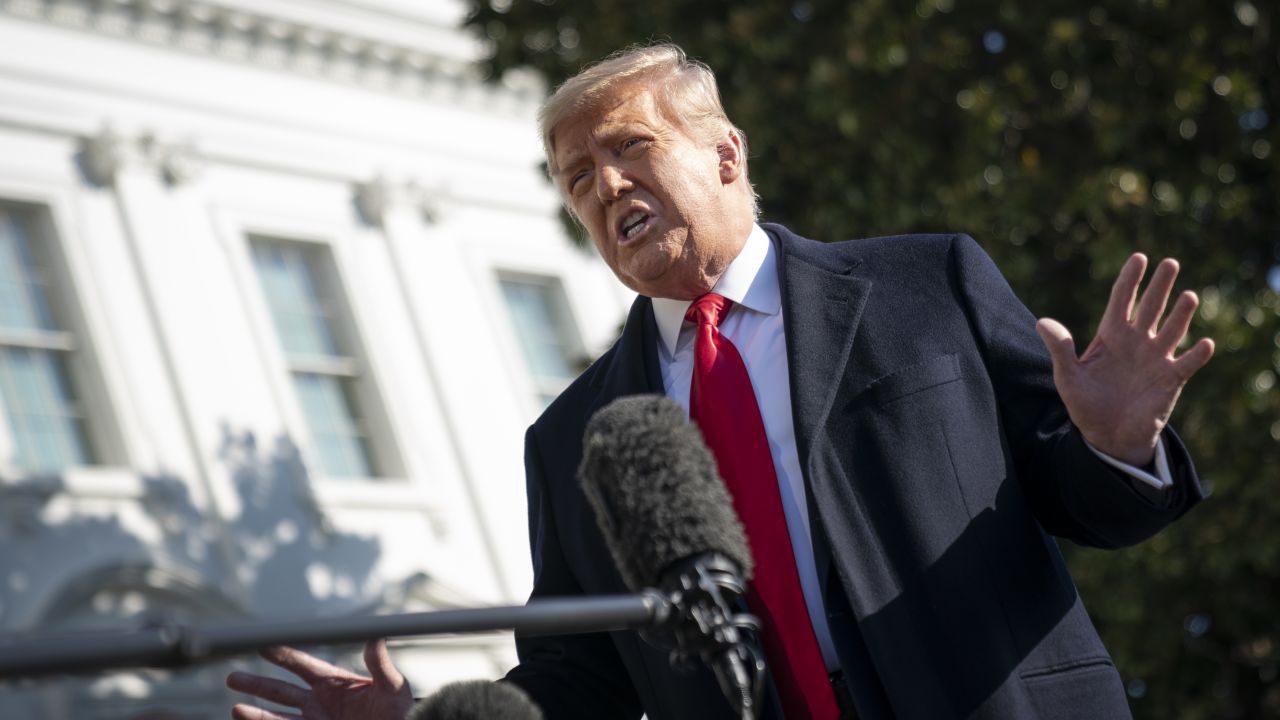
[494,270,587,409]
[247,235,388,480]
[210,203,420,501]
[0,189,129,482]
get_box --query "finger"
[260,646,354,685]
[1154,290,1199,354]
[226,672,312,708]
[1172,337,1215,379]
[1099,253,1147,330]
[364,638,406,689]
[1133,258,1179,332]
[1036,318,1080,374]
[231,703,303,720]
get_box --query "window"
[250,239,379,479]
[499,274,583,408]
[0,203,94,474]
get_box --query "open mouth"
[619,211,650,241]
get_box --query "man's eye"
[622,138,645,151]
[569,172,588,192]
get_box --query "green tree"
[465,1,1280,717]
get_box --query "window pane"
[0,347,91,472]
[291,372,374,478]
[0,208,57,333]
[0,205,95,474]
[500,278,579,394]
[250,243,339,358]
[250,238,384,479]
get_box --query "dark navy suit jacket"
[504,224,1202,719]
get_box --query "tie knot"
[685,293,733,328]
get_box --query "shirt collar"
[651,223,781,356]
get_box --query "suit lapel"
[770,225,871,471]
[599,230,870,441]
[766,224,873,600]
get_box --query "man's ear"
[716,129,745,185]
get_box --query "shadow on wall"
[0,427,386,719]
[219,424,383,616]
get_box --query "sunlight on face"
[551,85,748,300]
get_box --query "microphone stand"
[0,592,670,680]
[643,554,766,720]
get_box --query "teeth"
[622,212,647,238]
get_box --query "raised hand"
[1035,253,1215,467]
[225,640,414,720]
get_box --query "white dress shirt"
[651,224,1172,671]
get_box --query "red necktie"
[685,293,840,719]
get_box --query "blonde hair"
[540,43,756,212]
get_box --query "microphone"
[578,395,765,719]
[408,680,542,720]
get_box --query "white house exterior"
[0,0,630,716]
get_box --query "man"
[226,44,1214,720]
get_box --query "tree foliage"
[464,1,1280,717]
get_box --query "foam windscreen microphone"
[577,394,753,590]
[407,680,542,720]
[578,394,765,719]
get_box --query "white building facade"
[0,0,630,716]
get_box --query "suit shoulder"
[856,233,1004,284]
[840,231,980,259]
[831,232,987,282]
[764,222,980,264]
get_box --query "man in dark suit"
[226,43,1213,720]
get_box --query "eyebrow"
[553,119,651,179]
[597,120,648,140]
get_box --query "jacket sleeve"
[501,425,644,719]
[947,234,1204,548]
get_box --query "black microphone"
[407,680,542,720]
[578,395,766,719]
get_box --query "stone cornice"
[70,124,559,217]
[0,0,542,108]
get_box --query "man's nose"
[595,164,631,202]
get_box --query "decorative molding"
[352,175,394,227]
[78,125,129,187]
[354,175,447,228]
[0,0,541,108]
[361,571,499,614]
[78,126,204,187]
[155,138,203,186]
[0,476,61,536]
[36,560,249,626]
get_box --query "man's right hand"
[225,640,414,720]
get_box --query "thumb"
[1035,318,1079,375]
[364,638,405,689]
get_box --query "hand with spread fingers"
[1035,253,1215,467]
[225,640,414,720]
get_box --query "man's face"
[551,85,744,300]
